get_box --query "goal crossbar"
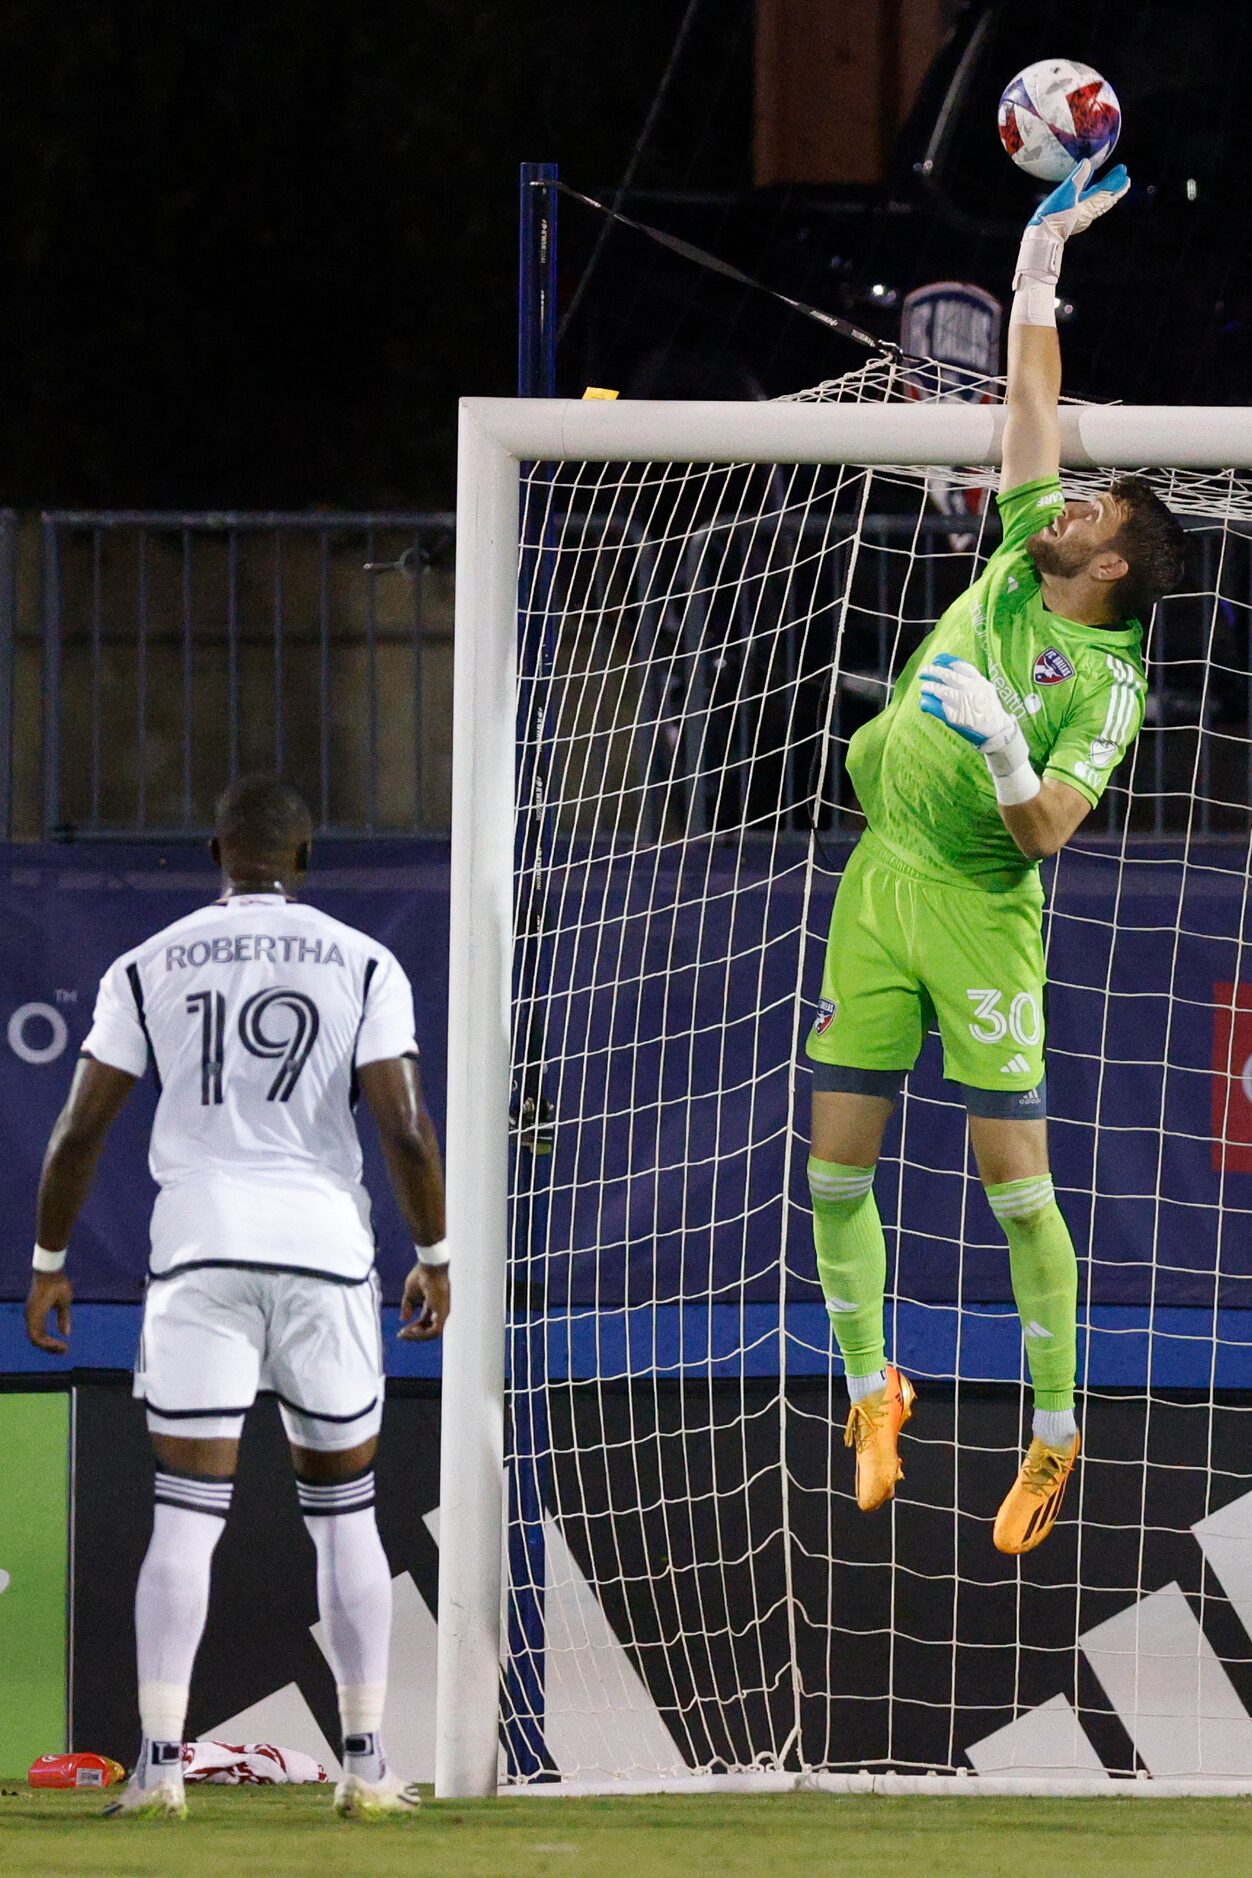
[437,394,1252,1801]
[458,393,1252,470]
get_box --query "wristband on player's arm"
[1011,225,1061,328]
[1010,277,1057,330]
[416,1239,450,1268]
[32,1244,67,1273]
[982,723,1042,807]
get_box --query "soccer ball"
[997,59,1121,184]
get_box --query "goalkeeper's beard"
[1026,528,1091,580]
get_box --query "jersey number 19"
[186,989,321,1104]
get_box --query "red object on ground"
[28,1752,126,1789]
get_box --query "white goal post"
[437,394,1252,1801]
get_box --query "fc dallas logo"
[1032,647,1075,685]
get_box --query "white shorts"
[135,1263,385,1451]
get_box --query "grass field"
[4,1785,1252,1877]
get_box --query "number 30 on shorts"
[965,988,1042,1047]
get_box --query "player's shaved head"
[212,773,313,888]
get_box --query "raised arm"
[1000,157,1129,494]
[25,1056,137,1352]
[1001,325,1061,494]
[358,1054,450,1340]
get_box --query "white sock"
[1033,1407,1079,1447]
[848,1369,888,1403]
[134,1482,232,1785]
[299,1473,392,1781]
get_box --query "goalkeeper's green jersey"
[845,475,1146,897]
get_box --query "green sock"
[808,1157,887,1379]
[985,1175,1078,1412]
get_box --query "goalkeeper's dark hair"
[1108,476,1187,620]
[214,773,312,863]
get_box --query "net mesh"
[501,361,1252,1786]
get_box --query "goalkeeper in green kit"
[806,157,1185,1552]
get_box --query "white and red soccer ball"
[997,60,1121,184]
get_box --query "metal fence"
[0,511,17,841]
[34,510,454,839]
[0,503,1243,841]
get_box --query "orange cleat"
[993,1433,1081,1555]
[843,1365,915,1511]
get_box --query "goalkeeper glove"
[1013,157,1130,325]
[918,653,1041,806]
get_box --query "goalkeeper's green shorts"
[806,830,1046,1095]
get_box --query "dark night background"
[0,1,751,509]
[0,2,1246,508]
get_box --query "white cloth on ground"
[183,1740,329,1784]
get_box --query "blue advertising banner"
[0,837,1248,1324]
[536,837,1252,1315]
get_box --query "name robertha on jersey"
[163,934,348,972]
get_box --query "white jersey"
[82,892,418,1280]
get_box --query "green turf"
[4,1784,1252,1877]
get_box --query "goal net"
[438,368,1252,1797]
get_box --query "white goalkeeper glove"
[1013,157,1130,324]
[918,654,1040,807]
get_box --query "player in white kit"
[24,776,449,1821]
